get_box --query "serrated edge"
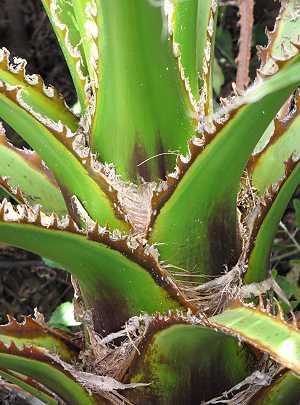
[198,0,218,117]
[0,47,78,128]
[210,302,300,374]
[257,0,300,77]
[248,90,300,173]
[0,315,80,355]
[246,154,300,256]
[0,81,129,223]
[0,200,197,313]
[150,45,300,223]
[0,176,27,205]
[166,0,218,116]
[0,123,62,189]
[47,0,89,90]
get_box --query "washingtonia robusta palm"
[0,1,299,403]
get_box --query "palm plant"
[0,0,299,403]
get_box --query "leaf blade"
[0,129,67,215]
[172,0,218,114]
[150,56,300,280]
[0,48,78,132]
[91,0,197,180]
[127,320,254,403]
[0,368,58,405]
[249,93,300,194]
[41,0,88,110]
[0,205,183,333]
[252,370,300,404]
[0,345,98,405]
[0,316,79,362]
[259,0,300,76]
[245,160,300,284]
[0,83,128,230]
[210,304,300,374]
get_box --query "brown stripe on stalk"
[133,140,151,181]
[236,0,254,92]
[89,293,132,336]
[131,134,169,181]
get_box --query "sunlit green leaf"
[72,0,98,94]
[210,304,300,374]
[250,95,300,195]
[49,302,81,330]
[172,0,218,114]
